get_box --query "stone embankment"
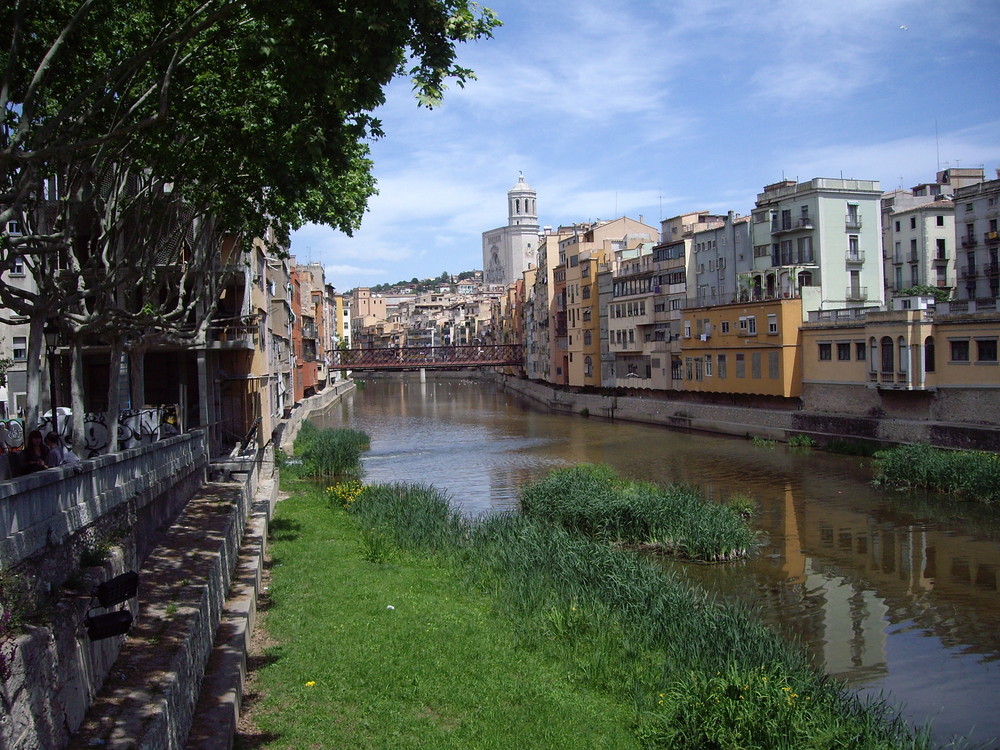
[487,374,1000,451]
[2,381,354,750]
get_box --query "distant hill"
[366,270,481,295]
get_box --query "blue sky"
[289,0,1000,292]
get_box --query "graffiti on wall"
[2,405,181,457]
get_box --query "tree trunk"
[105,339,123,455]
[129,346,146,408]
[24,314,45,432]
[69,340,86,452]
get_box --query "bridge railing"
[334,344,523,370]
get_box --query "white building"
[482,173,540,286]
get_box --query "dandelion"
[305,681,316,687]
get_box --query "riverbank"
[240,476,936,749]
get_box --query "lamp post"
[43,322,59,436]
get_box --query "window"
[721,321,730,334]
[12,336,26,360]
[910,264,919,286]
[837,343,851,361]
[768,314,778,334]
[582,285,591,299]
[855,342,866,360]
[894,220,901,232]
[818,343,832,360]
[683,321,691,338]
[950,340,969,362]
[6,220,21,235]
[936,238,946,259]
[768,351,779,379]
[977,339,998,363]
[936,215,945,227]
[685,357,693,380]
[746,316,757,335]
[735,353,745,378]
[584,356,593,377]
[910,217,917,230]
[705,354,713,377]
[718,354,727,378]
[848,235,860,260]
[751,352,761,378]
[583,330,592,346]
[924,337,935,373]
[11,257,24,275]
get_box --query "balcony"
[985,262,1000,277]
[985,231,1000,246]
[770,216,814,234]
[845,286,868,301]
[845,251,865,264]
[960,265,978,278]
[961,237,978,249]
[932,253,949,264]
[845,214,862,230]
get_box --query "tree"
[2,0,499,439]
[895,284,951,303]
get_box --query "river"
[312,376,1000,748]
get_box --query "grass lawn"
[247,480,640,749]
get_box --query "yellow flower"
[305,681,316,687]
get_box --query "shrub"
[0,570,32,680]
[294,427,370,480]
[787,434,817,448]
[519,464,758,562]
[873,443,1000,504]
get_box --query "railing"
[961,237,978,248]
[846,251,865,264]
[807,307,877,323]
[960,266,978,278]
[845,215,862,229]
[334,344,522,370]
[985,231,1000,246]
[984,262,1000,276]
[845,286,868,301]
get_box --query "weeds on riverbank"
[337,480,933,749]
[519,464,758,561]
[291,422,370,480]
[873,443,1000,504]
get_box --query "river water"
[313,377,1000,747]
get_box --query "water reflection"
[313,378,1000,747]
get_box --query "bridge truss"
[333,344,523,371]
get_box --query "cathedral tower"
[483,173,540,286]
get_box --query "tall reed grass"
[519,464,758,561]
[873,443,1000,504]
[342,480,934,749]
[291,423,370,480]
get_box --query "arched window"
[924,336,935,373]
[880,336,894,373]
[584,356,593,377]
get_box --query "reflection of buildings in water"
[764,480,1000,668]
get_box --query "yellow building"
[800,297,1000,426]
[680,297,804,397]
[562,217,659,387]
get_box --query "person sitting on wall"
[22,429,49,473]
[45,431,82,470]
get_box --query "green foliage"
[787,434,817,448]
[518,464,758,562]
[0,569,32,680]
[873,443,1000,504]
[292,425,370,480]
[751,436,776,449]
[80,541,110,568]
[894,285,951,303]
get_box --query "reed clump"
[519,464,758,562]
[342,481,933,749]
[292,423,370,480]
[873,443,1000,504]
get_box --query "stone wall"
[493,375,1000,451]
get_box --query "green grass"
[873,443,1000,504]
[250,481,639,749]
[519,464,758,562]
[250,476,936,749]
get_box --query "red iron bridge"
[333,344,523,371]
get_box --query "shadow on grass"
[268,518,302,542]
